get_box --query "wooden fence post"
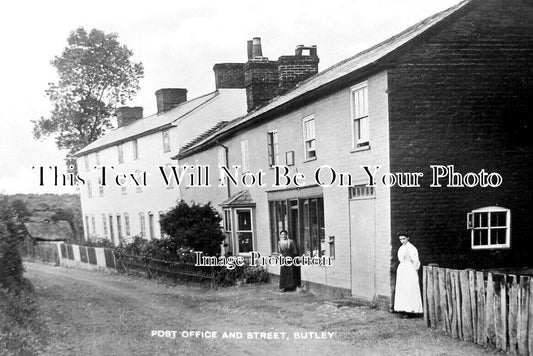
[438,268,449,333]
[468,270,477,343]
[527,278,533,356]
[460,270,473,341]
[454,270,463,339]
[433,267,441,329]
[508,275,519,355]
[517,276,530,355]
[428,267,436,328]
[145,257,154,279]
[476,271,486,345]
[493,273,507,351]
[448,269,458,338]
[423,266,429,326]
[485,273,496,346]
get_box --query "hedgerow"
[0,282,47,355]
[0,196,47,354]
[0,196,26,290]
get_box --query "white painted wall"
[77,89,247,243]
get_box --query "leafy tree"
[9,199,30,221]
[32,27,144,165]
[160,201,225,256]
[51,207,83,242]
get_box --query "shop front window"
[269,196,324,257]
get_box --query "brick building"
[175,0,533,302]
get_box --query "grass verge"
[0,279,47,356]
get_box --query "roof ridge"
[175,0,473,159]
[306,0,471,83]
[74,90,221,156]
[118,90,220,126]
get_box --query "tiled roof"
[179,121,231,152]
[176,0,472,159]
[75,91,220,156]
[220,190,255,207]
[25,221,72,241]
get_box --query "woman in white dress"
[394,232,423,316]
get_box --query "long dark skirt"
[279,265,301,291]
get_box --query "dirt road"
[25,262,498,356]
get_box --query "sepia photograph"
[1,0,532,355]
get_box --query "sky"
[0,0,462,195]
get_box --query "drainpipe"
[217,142,231,199]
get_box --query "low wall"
[59,243,116,271]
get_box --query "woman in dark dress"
[278,230,301,292]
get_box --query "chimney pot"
[247,40,253,60]
[252,37,263,58]
[295,44,318,57]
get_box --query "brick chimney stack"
[278,45,319,94]
[116,107,143,127]
[211,38,319,112]
[213,63,245,89]
[244,37,279,112]
[155,88,188,113]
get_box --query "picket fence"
[423,266,533,355]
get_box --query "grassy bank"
[1,196,48,355]
[0,279,48,355]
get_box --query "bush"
[144,239,196,263]
[114,235,149,256]
[10,199,30,220]
[215,263,268,287]
[79,237,115,248]
[0,196,47,354]
[51,207,84,242]
[160,201,225,256]
[114,235,196,263]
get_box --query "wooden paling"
[423,267,532,356]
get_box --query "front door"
[350,197,376,300]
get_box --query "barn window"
[467,206,510,249]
